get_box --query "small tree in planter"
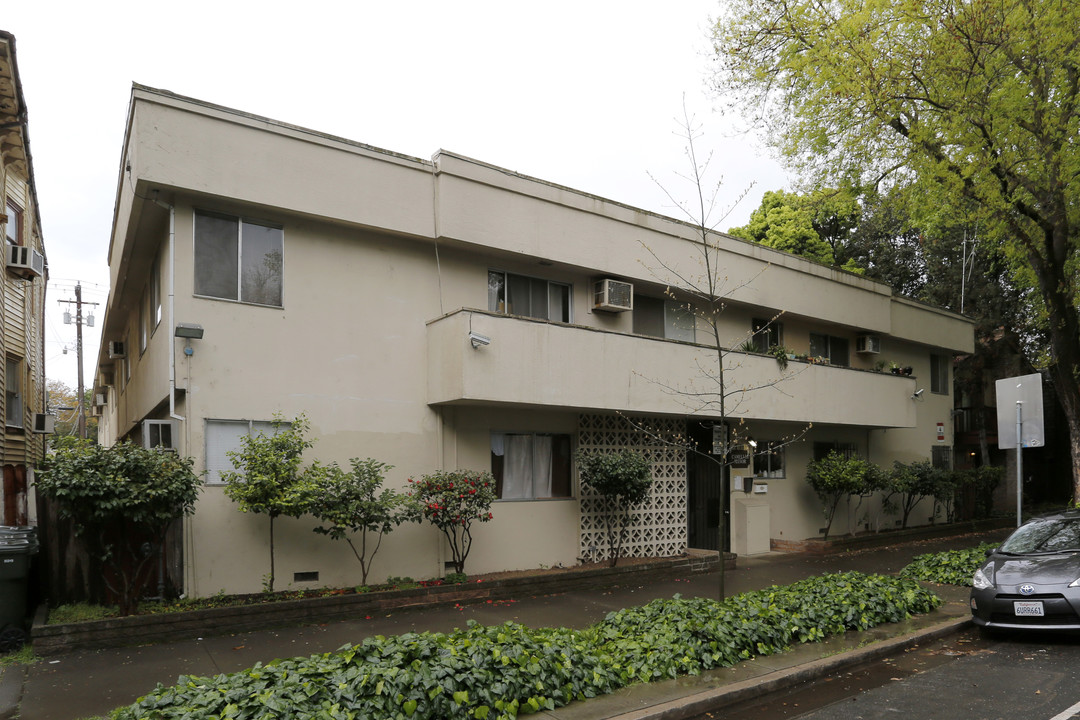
[37,438,200,615]
[410,470,496,575]
[805,451,876,540]
[888,460,946,529]
[222,414,314,592]
[576,449,653,567]
[305,458,420,585]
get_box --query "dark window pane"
[831,337,850,366]
[633,295,665,337]
[240,221,283,306]
[194,213,239,300]
[809,333,828,359]
[550,435,572,497]
[506,274,531,316]
[549,283,570,323]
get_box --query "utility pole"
[58,283,98,439]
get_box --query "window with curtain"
[5,199,22,246]
[488,270,571,322]
[5,357,21,429]
[633,295,696,342]
[490,432,572,499]
[205,419,291,484]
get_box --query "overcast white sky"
[6,1,790,390]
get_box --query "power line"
[56,282,99,439]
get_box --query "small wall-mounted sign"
[936,423,945,443]
[728,444,751,468]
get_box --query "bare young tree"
[631,105,810,598]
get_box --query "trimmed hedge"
[899,542,998,586]
[110,572,940,720]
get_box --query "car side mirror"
[985,547,997,557]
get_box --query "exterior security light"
[469,332,491,349]
[912,388,924,399]
[175,323,204,339]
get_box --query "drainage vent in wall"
[294,571,319,582]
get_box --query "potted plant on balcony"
[768,345,790,371]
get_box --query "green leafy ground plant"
[900,542,998,586]
[109,571,939,720]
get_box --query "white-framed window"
[752,318,783,353]
[490,432,572,500]
[205,419,291,485]
[633,295,696,342]
[930,354,949,394]
[754,440,785,478]
[150,252,162,333]
[5,357,21,429]
[487,270,570,323]
[194,210,283,307]
[139,287,148,354]
[5,199,22,246]
[809,333,850,366]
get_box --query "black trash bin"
[0,526,37,651]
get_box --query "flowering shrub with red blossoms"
[409,470,497,575]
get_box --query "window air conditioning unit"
[108,341,126,359]
[95,393,107,407]
[142,419,177,451]
[6,245,44,280]
[593,278,633,312]
[856,335,881,354]
[32,413,55,434]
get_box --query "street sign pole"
[1016,400,1023,527]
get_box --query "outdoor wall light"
[911,388,924,399]
[469,332,491,349]
[175,323,204,339]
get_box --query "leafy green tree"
[410,470,496,575]
[714,0,1080,499]
[37,438,199,614]
[305,458,419,585]
[576,449,653,567]
[222,415,313,592]
[729,190,846,266]
[888,461,946,530]
[805,451,877,539]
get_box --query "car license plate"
[1014,601,1044,617]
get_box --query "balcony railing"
[427,310,918,428]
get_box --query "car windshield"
[999,517,1080,554]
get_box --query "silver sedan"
[970,510,1080,631]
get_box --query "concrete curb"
[0,665,24,720]
[592,616,972,720]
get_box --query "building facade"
[96,85,974,597]
[0,31,48,528]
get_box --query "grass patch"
[48,603,120,625]
[0,644,38,668]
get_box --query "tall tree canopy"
[729,188,861,270]
[714,0,1080,499]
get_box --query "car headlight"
[1070,577,1080,588]
[973,563,995,590]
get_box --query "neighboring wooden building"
[0,31,48,528]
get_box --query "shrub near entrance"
[410,470,496,575]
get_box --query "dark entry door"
[686,422,729,552]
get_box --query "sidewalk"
[10,528,1008,720]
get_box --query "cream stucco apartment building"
[95,85,974,598]
[0,31,48,529]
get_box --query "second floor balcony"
[427,310,918,428]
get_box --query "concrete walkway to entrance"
[6,527,1009,720]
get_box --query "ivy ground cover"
[899,542,999,586]
[110,571,940,720]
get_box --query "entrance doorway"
[686,421,729,552]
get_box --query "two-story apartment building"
[0,31,48,528]
[95,85,974,598]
